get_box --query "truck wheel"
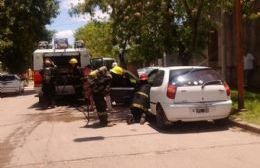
[156,105,167,129]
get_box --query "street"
[1,88,260,168]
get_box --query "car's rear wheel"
[156,105,167,129]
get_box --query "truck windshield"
[44,56,81,68]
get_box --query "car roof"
[157,66,209,71]
[0,73,16,76]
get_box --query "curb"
[230,119,260,134]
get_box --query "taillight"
[167,84,177,99]
[33,71,42,87]
[224,82,230,96]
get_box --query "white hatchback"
[148,66,232,128]
[0,74,24,94]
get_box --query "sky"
[46,0,109,45]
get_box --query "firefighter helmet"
[140,74,148,81]
[69,58,78,64]
[110,65,123,75]
[89,70,97,77]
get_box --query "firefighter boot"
[127,114,134,124]
[99,112,108,127]
[140,113,146,125]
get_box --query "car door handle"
[180,90,187,92]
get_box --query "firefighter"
[110,65,124,87]
[89,66,112,126]
[110,65,135,87]
[41,58,56,108]
[82,65,94,111]
[128,74,151,124]
[69,58,83,98]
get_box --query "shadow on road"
[73,132,159,143]
[74,136,105,142]
[147,117,232,134]
[28,96,86,110]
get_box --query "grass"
[231,89,260,125]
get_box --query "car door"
[110,70,139,105]
[149,70,166,115]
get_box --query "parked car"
[148,66,232,128]
[0,74,24,94]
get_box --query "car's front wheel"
[156,105,167,129]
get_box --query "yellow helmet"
[69,58,78,64]
[89,70,97,78]
[110,65,123,75]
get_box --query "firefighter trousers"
[92,93,108,125]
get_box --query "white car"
[0,74,24,94]
[148,66,232,128]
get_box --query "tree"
[75,21,114,57]
[71,0,258,65]
[0,0,59,73]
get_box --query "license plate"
[192,107,209,113]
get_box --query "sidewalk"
[230,118,260,134]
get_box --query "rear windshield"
[169,68,222,86]
[0,75,16,81]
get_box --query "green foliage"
[0,0,59,73]
[72,0,258,64]
[231,90,260,125]
[75,21,114,58]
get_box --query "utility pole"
[220,3,226,80]
[235,0,244,109]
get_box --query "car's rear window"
[169,68,221,86]
[0,75,16,81]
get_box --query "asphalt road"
[1,87,260,168]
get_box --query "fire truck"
[33,39,90,103]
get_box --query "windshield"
[44,55,81,74]
[0,75,16,81]
[169,68,222,86]
[91,58,115,70]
